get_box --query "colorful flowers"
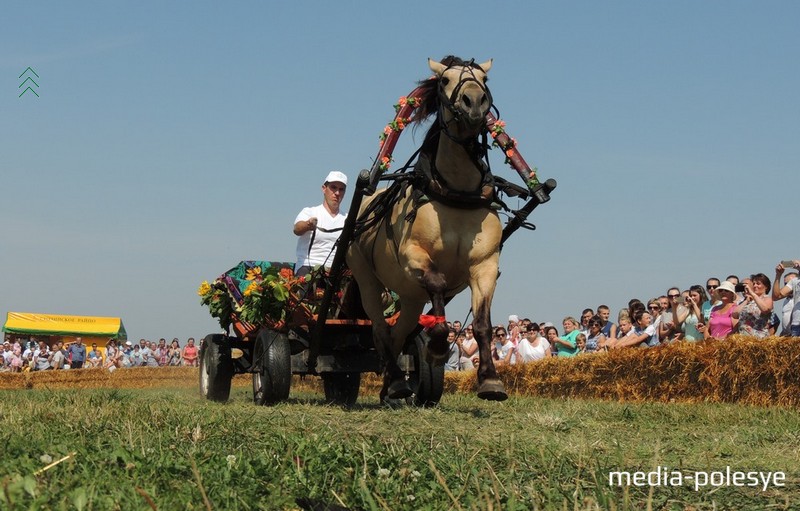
[245,267,263,281]
[197,281,212,297]
[243,281,260,297]
[490,119,506,138]
[379,155,392,171]
[394,95,421,112]
[200,261,308,331]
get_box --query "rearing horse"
[347,56,507,401]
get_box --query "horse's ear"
[478,59,493,73]
[428,58,446,76]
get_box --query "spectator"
[543,326,560,356]
[732,273,773,338]
[492,326,515,366]
[49,341,66,370]
[553,317,581,357]
[140,342,153,365]
[516,323,551,362]
[34,343,51,371]
[596,305,616,338]
[68,337,87,369]
[154,339,169,366]
[674,285,708,341]
[87,343,103,368]
[182,338,199,366]
[660,288,681,342]
[702,281,739,339]
[773,263,799,336]
[579,308,594,337]
[457,328,478,369]
[168,339,183,366]
[608,316,635,349]
[575,333,587,354]
[634,309,658,347]
[1,342,13,366]
[444,330,460,371]
[104,340,119,368]
[120,341,134,367]
[585,316,609,352]
[9,343,23,372]
[452,321,462,334]
[703,278,721,320]
[129,345,145,366]
[507,315,521,345]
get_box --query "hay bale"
[6,337,799,407]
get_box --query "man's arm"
[293,217,317,236]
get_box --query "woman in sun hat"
[701,281,739,339]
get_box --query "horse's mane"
[412,55,489,128]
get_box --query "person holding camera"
[773,260,800,336]
[731,273,773,338]
[673,285,708,341]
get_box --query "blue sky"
[2,1,797,341]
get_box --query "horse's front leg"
[402,244,450,364]
[470,261,507,401]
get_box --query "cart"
[198,83,556,407]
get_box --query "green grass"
[1,386,798,510]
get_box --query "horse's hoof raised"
[386,379,413,399]
[477,379,508,401]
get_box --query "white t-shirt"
[294,204,347,269]
[791,278,800,326]
[516,337,550,362]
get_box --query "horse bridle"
[436,59,494,143]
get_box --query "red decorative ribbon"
[419,315,447,328]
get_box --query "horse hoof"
[386,379,413,399]
[477,380,508,401]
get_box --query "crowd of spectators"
[4,261,799,374]
[0,336,202,373]
[443,259,800,371]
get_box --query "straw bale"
[3,337,797,407]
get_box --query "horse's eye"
[441,77,450,86]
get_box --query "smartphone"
[781,260,795,268]
[734,283,746,293]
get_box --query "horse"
[346,56,508,402]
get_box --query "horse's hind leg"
[470,262,507,401]
[348,250,413,400]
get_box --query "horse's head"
[428,57,493,132]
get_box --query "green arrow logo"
[19,67,40,98]
[19,67,40,79]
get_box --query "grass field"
[1,381,798,510]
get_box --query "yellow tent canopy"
[2,312,127,340]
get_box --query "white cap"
[508,314,519,323]
[125,341,133,346]
[324,171,348,186]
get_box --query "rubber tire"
[199,334,234,402]
[252,329,291,405]
[406,332,445,407]
[322,372,361,407]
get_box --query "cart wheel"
[322,372,361,407]
[199,334,234,402]
[406,332,445,407]
[252,329,291,405]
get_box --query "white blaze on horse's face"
[428,58,493,128]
